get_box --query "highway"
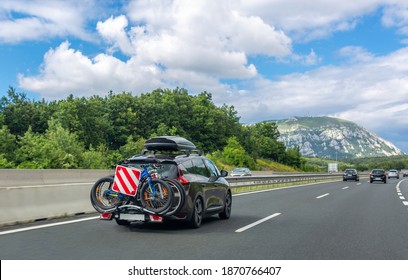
[1,178,408,260]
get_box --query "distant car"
[403,171,408,177]
[388,169,399,179]
[370,169,387,184]
[343,168,359,181]
[231,168,252,177]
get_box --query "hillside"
[275,116,404,159]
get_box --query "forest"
[0,87,303,170]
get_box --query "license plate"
[120,213,145,221]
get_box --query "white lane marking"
[316,193,330,199]
[0,216,99,236]
[396,179,408,208]
[356,183,362,185]
[1,182,93,189]
[235,213,281,233]
[342,186,350,190]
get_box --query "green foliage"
[0,125,16,162]
[118,136,146,159]
[219,137,256,169]
[0,153,13,168]
[15,120,84,169]
[0,87,376,171]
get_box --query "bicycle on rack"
[90,163,174,215]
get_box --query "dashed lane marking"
[316,193,330,199]
[342,186,350,190]
[396,179,408,208]
[235,213,281,233]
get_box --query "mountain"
[275,116,404,158]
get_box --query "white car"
[388,169,399,179]
[231,168,252,177]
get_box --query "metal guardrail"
[226,173,343,191]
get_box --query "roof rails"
[178,149,202,157]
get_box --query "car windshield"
[372,169,384,174]
[233,168,247,172]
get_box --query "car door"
[203,158,226,212]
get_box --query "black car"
[96,136,231,228]
[370,169,387,184]
[343,168,359,181]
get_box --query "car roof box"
[144,136,196,151]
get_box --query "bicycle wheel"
[90,176,121,212]
[162,178,185,216]
[139,178,173,214]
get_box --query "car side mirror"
[220,170,228,177]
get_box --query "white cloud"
[96,15,134,55]
[0,0,100,43]
[18,41,165,98]
[229,47,408,148]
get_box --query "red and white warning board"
[112,165,141,196]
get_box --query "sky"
[1,0,408,153]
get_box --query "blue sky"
[1,0,408,153]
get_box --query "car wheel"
[219,191,232,219]
[370,180,373,183]
[189,197,203,228]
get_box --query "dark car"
[370,169,387,184]
[101,136,231,228]
[343,168,359,181]
[231,167,252,177]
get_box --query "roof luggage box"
[144,136,196,151]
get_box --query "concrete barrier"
[0,169,341,227]
[0,169,113,226]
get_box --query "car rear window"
[124,162,179,179]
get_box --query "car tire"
[189,197,203,229]
[219,191,232,220]
[370,180,373,183]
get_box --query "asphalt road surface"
[1,178,408,260]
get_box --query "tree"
[221,137,256,169]
[15,119,84,168]
[0,125,16,163]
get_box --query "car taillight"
[99,213,112,220]
[176,167,189,186]
[176,175,190,186]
